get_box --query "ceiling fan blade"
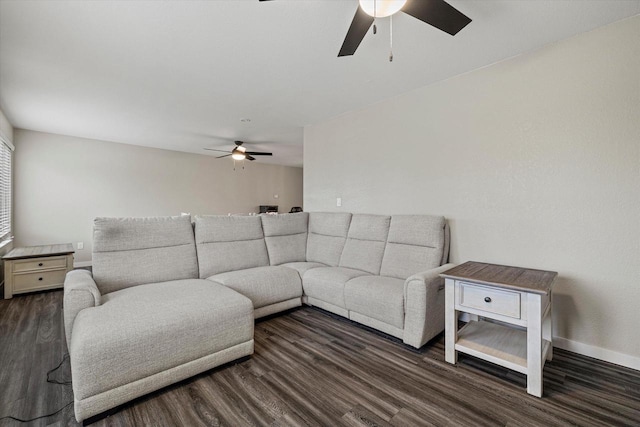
[245,152,273,156]
[216,154,232,159]
[402,0,471,36]
[338,6,374,57]
[204,148,231,153]
[246,155,256,161]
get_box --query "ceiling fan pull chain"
[373,0,377,34]
[389,14,393,62]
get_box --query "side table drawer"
[459,282,521,318]
[13,256,68,273]
[13,269,67,292]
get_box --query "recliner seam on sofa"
[308,231,348,239]
[385,241,438,249]
[264,231,307,238]
[344,236,387,243]
[93,242,194,253]
[197,237,266,244]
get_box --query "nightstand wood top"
[3,243,75,260]
[440,261,557,295]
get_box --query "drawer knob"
[38,277,43,281]
[484,297,492,303]
[38,263,43,266]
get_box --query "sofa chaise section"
[64,216,254,422]
[70,279,253,422]
[195,215,303,318]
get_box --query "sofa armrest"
[403,263,456,348]
[63,269,101,351]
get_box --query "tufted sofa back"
[91,212,450,290]
[92,216,199,294]
[338,214,391,274]
[194,215,269,278]
[305,212,352,266]
[261,212,309,265]
[379,215,448,280]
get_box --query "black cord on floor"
[46,353,72,385]
[0,402,73,423]
[0,353,74,423]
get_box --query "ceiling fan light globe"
[359,0,407,18]
[231,146,247,160]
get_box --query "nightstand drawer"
[13,256,68,273]
[459,282,521,318]
[13,269,67,292]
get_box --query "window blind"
[0,137,12,242]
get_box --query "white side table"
[440,261,557,397]
[3,243,75,299]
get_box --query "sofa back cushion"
[92,216,199,294]
[261,212,309,265]
[306,212,352,266]
[195,215,269,277]
[380,215,447,280]
[339,214,390,274]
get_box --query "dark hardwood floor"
[1,290,639,426]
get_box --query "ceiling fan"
[204,141,273,161]
[259,0,471,58]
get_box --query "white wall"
[14,129,303,264]
[304,16,640,367]
[0,109,13,143]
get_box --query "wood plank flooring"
[1,290,639,426]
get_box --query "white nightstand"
[3,243,75,299]
[440,261,557,397]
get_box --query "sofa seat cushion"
[207,266,302,309]
[303,267,370,309]
[280,262,326,279]
[70,279,253,401]
[344,276,406,329]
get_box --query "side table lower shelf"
[456,321,552,375]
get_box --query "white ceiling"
[1,1,638,167]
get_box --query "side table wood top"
[2,243,75,260]
[440,261,557,295]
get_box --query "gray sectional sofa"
[64,216,255,422]
[63,212,453,422]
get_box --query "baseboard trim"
[553,337,640,371]
[74,261,92,268]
